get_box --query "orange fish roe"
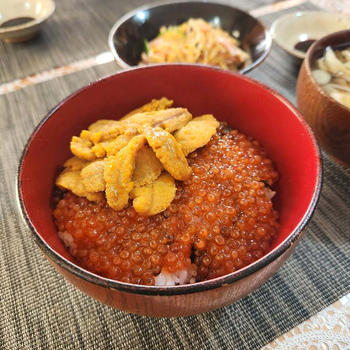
[53,124,279,285]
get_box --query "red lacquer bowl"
[17,65,321,317]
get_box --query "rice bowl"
[17,65,321,316]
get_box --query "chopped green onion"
[143,39,150,54]
[177,29,185,38]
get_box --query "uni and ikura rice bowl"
[53,98,279,286]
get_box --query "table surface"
[266,1,349,347]
[0,1,349,349]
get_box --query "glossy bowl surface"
[297,30,350,166]
[18,65,321,316]
[0,0,55,42]
[108,1,271,73]
[271,11,348,60]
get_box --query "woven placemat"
[0,0,279,84]
[1,2,349,350]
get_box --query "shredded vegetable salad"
[140,18,251,71]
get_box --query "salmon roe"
[53,124,279,285]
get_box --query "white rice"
[154,265,197,286]
[264,187,276,200]
[58,231,76,250]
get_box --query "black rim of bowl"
[17,64,322,296]
[108,0,272,74]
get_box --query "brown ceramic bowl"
[297,30,350,166]
[0,0,55,43]
[271,11,348,62]
[18,65,321,317]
